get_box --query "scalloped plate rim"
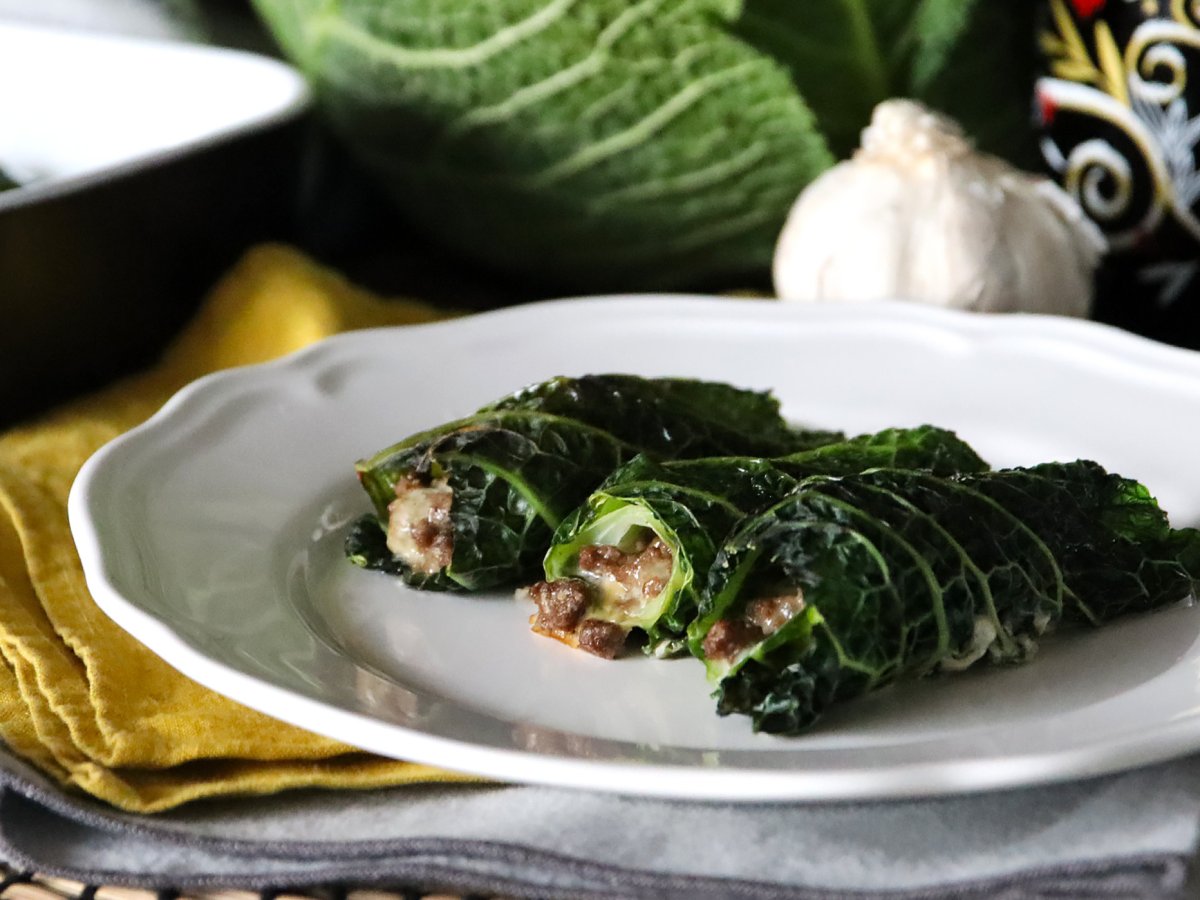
[67,297,1200,802]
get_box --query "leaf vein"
[522,61,762,187]
[313,0,579,70]
[440,0,668,141]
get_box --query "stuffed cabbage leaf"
[690,461,1200,735]
[527,426,987,657]
[348,375,839,591]
[482,375,841,459]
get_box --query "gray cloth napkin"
[0,744,1197,899]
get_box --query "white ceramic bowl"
[0,22,310,422]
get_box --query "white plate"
[69,298,1200,801]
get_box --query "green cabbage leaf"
[348,374,834,590]
[693,461,1200,735]
[538,425,985,653]
[251,0,1034,287]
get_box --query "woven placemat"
[0,865,497,900]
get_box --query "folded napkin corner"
[0,243,464,813]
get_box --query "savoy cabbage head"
[252,0,1036,288]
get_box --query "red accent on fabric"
[1038,92,1057,126]
[1071,0,1106,18]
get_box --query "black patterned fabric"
[1038,0,1200,347]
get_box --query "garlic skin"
[773,99,1106,316]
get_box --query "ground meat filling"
[524,532,674,659]
[576,535,673,613]
[386,474,454,574]
[701,619,765,662]
[527,582,631,659]
[702,589,806,662]
[745,592,807,634]
[528,578,590,633]
[577,619,627,659]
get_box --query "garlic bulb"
[773,99,1106,316]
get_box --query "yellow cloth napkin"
[0,244,479,812]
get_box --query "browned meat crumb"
[528,578,591,632]
[578,543,623,571]
[702,619,765,662]
[641,577,665,597]
[744,591,806,636]
[577,619,628,659]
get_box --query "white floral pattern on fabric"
[1039,1,1200,308]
